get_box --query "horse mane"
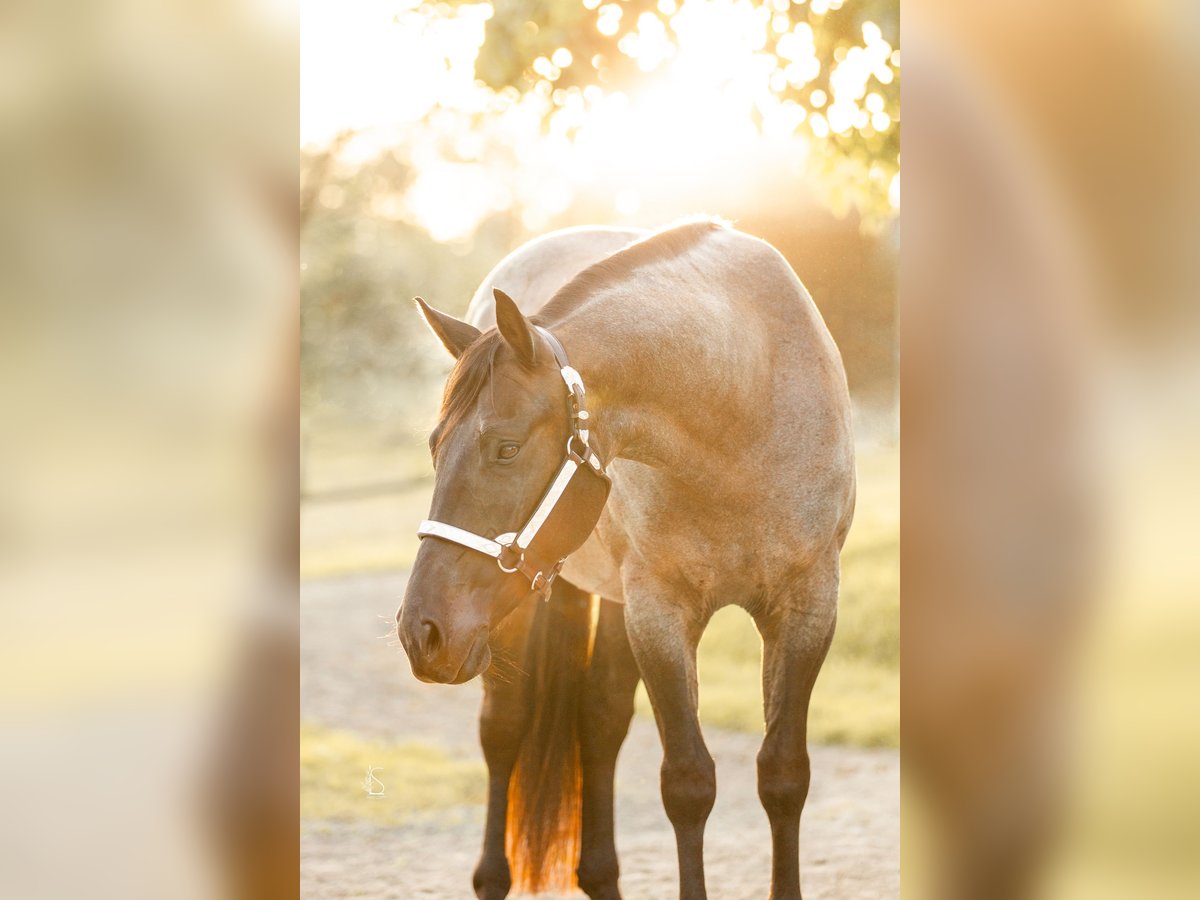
[432,216,728,455]
[538,215,728,321]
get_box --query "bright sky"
[301,0,490,148]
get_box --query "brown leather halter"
[416,326,610,600]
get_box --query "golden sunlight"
[301,0,897,239]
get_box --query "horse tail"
[506,580,597,895]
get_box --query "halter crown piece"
[416,326,610,600]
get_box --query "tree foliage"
[456,0,899,225]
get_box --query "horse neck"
[552,286,752,472]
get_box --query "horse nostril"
[420,618,442,655]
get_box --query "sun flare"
[302,0,898,240]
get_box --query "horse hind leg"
[752,560,839,900]
[577,598,641,900]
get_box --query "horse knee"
[757,745,811,820]
[661,754,716,829]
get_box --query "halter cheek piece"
[416,326,610,601]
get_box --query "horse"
[397,218,856,899]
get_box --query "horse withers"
[398,219,856,900]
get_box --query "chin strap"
[417,326,608,600]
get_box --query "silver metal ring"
[497,549,522,574]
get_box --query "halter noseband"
[416,326,609,600]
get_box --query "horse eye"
[497,442,521,461]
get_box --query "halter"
[416,326,609,600]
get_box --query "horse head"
[396,289,609,683]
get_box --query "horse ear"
[493,288,536,366]
[415,297,481,360]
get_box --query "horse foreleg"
[752,560,839,900]
[472,596,537,900]
[623,587,714,900]
[577,598,641,900]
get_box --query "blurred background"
[300,2,901,895]
[902,2,1200,899]
[1,2,297,899]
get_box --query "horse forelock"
[432,331,503,457]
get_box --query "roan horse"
[397,219,856,899]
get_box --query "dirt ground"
[301,572,899,899]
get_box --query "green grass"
[301,722,486,824]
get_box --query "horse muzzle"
[397,606,491,684]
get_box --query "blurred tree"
[456,0,899,226]
[300,147,515,421]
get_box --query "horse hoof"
[473,883,510,900]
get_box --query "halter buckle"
[567,434,590,465]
